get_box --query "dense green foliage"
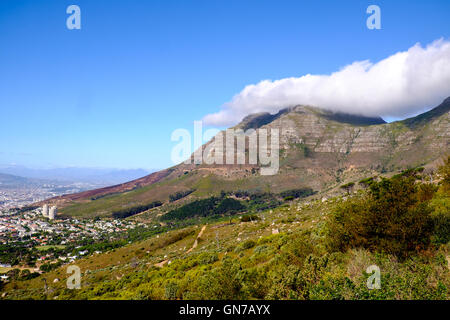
[439,156,450,193]
[240,214,259,222]
[247,193,281,211]
[279,188,315,199]
[111,201,162,219]
[214,198,245,214]
[358,177,375,188]
[0,243,31,266]
[162,197,245,221]
[3,161,449,301]
[340,182,355,194]
[40,261,62,272]
[327,169,449,258]
[47,231,448,300]
[169,189,195,202]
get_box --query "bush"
[340,182,355,194]
[40,262,62,272]
[233,190,250,198]
[240,214,259,222]
[279,188,315,199]
[164,281,179,300]
[197,252,219,265]
[327,174,436,258]
[235,240,256,252]
[431,210,450,245]
[359,177,375,188]
[439,156,450,193]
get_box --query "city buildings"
[48,206,57,220]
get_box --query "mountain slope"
[0,166,150,185]
[0,173,51,188]
[38,98,450,217]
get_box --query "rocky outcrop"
[36,97,450,213]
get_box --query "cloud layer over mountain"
[203,39,450,126]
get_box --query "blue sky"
[0,0,449,170]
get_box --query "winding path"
[186,225,206,254]
[154,225,207,268]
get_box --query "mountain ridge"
[237,105,386,131]
[35,97,450,217]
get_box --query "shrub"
[340,182,355,194]
[327,174,436,258]
[235,240,256,253]
[164,281,179,300]
[240,214,259,222]
[279,188,315,199]
[197,252,219,265]
[439,155,450,193]
[359,177,375,188]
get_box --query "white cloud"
[203,39,450,126]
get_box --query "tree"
[358,177,375,188]
[438,155,450,192]
[340,182,355,195]
[328,174,436,258]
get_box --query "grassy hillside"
[3,160,449,300]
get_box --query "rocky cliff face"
[234,98,449,169]
[245,100,448,153]
[40,98,450,215]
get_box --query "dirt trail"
[186,225,206,254]
[154,260,169,268]
[153,225,207,268]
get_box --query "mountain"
[38,97,450,217]
[0,172,58,189]
[0,166,150,185]
[0,173,37,188]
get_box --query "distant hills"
[0,172,42,188]
[38,97,450,217]
[0,166,150,185]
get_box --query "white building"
[42,204,48,217]
[49,206,57,220]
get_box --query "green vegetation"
[169,189,195,202]
[40,262,62,272]
[340,182,355,194]
[279,188,315,199]
[439,155,450,193]
[111,201,162,219]
[327,173,445,258]
[358,177,375,188]
[240,214,259,222]
[1,269,40,282]
[36,245,66,251]
[2,161,449,301]
[247,193,281,211]
[22,229,448,300]
[161,197,245,221]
